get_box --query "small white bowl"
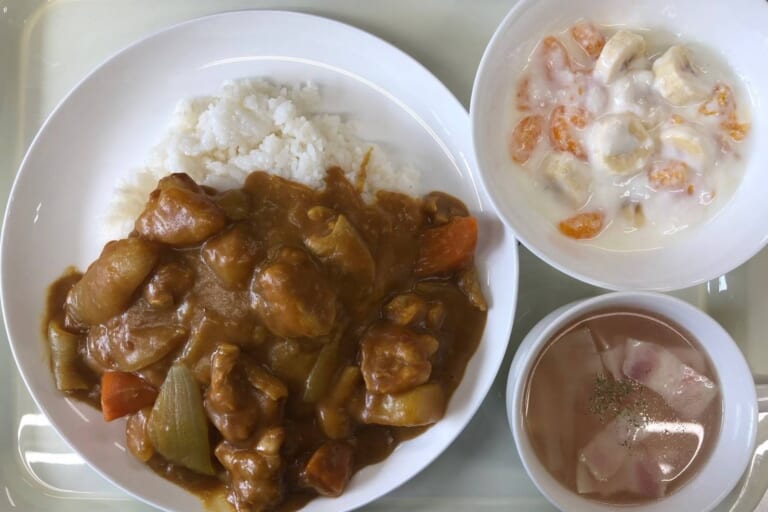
[506,292,758,512]
[471,0,768,291]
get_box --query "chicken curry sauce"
[45,167,487,511]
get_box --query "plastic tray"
[1,1,766,510]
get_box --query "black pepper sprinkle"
[588,373,649,432]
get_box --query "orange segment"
[509,115,544,164]
[570,21,606,59]
[516,75,532,111]
[541,36,573,81]
[722,119,750,142]
[549,105,589,160]
[699,83,736,117]
[558,211,605,239]
[699,83,751,142]
[648,160,689,190]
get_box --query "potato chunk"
[86,318,187,372]
[384,294,428,327]
[360,382,446,427]
[302,441,354,497]
[202,224,262,289]
[251,248,337,339]
[135,173,226,246]
[360,324,438,394]
[66,238,160,327]
[142,261,194,308]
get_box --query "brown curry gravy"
[45,167,487,511]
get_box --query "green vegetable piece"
[148,364,214,475]
[303,340,340,403]
[48,320,89,391]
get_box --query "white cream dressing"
[507,24,752,250]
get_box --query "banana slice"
[594,30,647,83]
[609,70,667,128]
[659,124,710,170]
[588,113,655,174]
[652,45,709,106]
[539,152,593,207]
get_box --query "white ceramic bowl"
[471,0,768,291]
[0,11,519,512]
[507,292,758,512]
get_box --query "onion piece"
[148,364,214,475]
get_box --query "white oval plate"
[0,10,518,512]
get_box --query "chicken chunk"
[156,172,203,193]
[360,324,439,394]
[142,261,194,308]
[215,428,285,512]
[176,310,226,383]
[251,248,337,339]
[305,213,375,284]
[302,441,354,497]
[208,344,241,413]
[66,238,160,327]
[422,191,470,226]
[360,382,446,427]
[243,362,288,401]
[214,189,252,221]
[135,173,227,246]
[204,344,259,442]
[384,294,428,327]
[202,224,262,289]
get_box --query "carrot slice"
[101,371,158,422]
[558,211,605,240]
[415,216,478,276]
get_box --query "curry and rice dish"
[45,166,486,511]
[41,79,488,511]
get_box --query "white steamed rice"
[105,79,419,238]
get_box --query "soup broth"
[523,309,721,504]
